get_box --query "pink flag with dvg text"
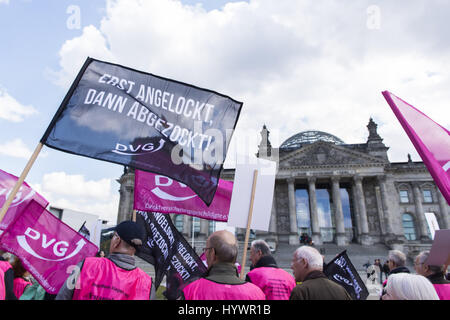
[382,91,450,204]
[134,170,233,221]
[0,168,49,230]
[0,200,98,294]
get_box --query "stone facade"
[117,119,449,254]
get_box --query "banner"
[424,212,440,240]
[324,250,369,300]
[382,91,450,204]
[88,219,103,248]
[41,57,243,205]
[134,170,233,221]
[78,221,91,240]
[0,168,49,230]
[135,210,206,300]
[0,200,99,294]
[227,157,276,231]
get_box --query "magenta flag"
[0,200,98,294]
[0,168,49,230]
[382,91,450,204]
[134,170,233,221]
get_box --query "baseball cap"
[115,221,145,248]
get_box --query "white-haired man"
[289,246,351,300]
[414,251,450,300]
[182,230,265,300]
[245,239,296,300]
[380,249,410,298]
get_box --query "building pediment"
[279,141,385,169]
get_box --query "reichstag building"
[117,118,449,255]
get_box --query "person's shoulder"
[184,277,206,289]
[289,283,306,300]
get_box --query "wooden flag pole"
[239,169,258,279]
[0,142,44,225]
[132,210,137,222]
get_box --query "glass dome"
[280,130,345,149]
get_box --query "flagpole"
[0,142,43,225]
[192,217,195,251]
[239,169,258,279]
[132,210,137,222]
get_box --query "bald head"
[207,230,238,264]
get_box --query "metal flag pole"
[239,169,258,279]
[0,142,44,225]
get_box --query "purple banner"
[383,91,450,204]
[0,168,49,230]
[41,58,243,206]
[0,200,98,294]
[134,170,233,221]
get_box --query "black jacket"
[427,272,450,285]
[388,266,410,276]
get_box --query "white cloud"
[0,87,37,122]
[49,25,115,88]
[0,138,34,158]
[52,0,450,164]
[41,171,111,199]
[31,172,119,223]
[0,0,10,5]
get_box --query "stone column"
[287,178,299,245]
[412,183,431,240]
[268,197,278,237]
[377,175,405,251]
[183,215,192,238]
[437,189,449,229]
[351,182,362,240]
[331,176,346,246]
[308,177,321,245]
[374,186,387,236]
[117,169,135,224]
[354,176,371,245]
[377,175,394,237]
[199,219,209,241]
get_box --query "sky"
[0,0,449,225]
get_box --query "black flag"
[324,250,369,300]
[78,221,90,240]
[41,57,243,205]
[135,211,206,300]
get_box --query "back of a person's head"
[388,250,406,267]
[209,230,238,264]
[416,251,443,274]
[294,246,323,270]
[251,239,271,256]
[386,273,439,300]
[11,257,27,278]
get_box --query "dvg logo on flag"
[0,185,36,208]
[151,175,197,201]
[112,139,165,156]
[17,227,87,262]
[443,161,450,172]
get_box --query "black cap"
[115,221,145,249]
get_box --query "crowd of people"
[1,221,448,300]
